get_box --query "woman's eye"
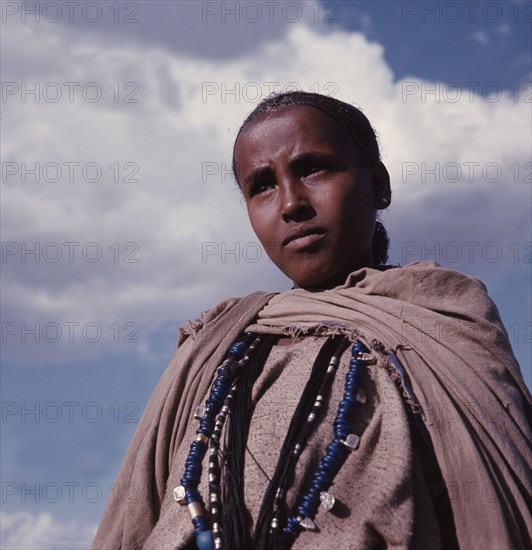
[250,180,274,197]
[305,165,324,177]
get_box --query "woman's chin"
[290,271,343,291]
[287,258,374,291]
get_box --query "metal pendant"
[320,491,335,511]
[299,517,316,530]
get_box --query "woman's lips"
[283,231,327,250]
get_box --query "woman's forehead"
[242,104,337,131]
[236,105,352,150]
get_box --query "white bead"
[173,485,186,504]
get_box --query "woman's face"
[234,105,390,290]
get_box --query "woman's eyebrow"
[242,165,274,187]
[291,151,335,164]
[289,151,342,171]
[243,151,341,185]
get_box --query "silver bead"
[194,404,206,419]
[342,433,360,450]
[187,501,204,519]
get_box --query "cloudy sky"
[1,1,531,547]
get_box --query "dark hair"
[232,91,390,266]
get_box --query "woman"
[93,92,531,549]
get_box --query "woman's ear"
[371,161,392,209]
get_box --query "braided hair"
[232,91,390,266]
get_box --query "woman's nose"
[279,180,314,222]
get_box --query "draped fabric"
[93,261,531,549]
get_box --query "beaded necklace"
[175,332,375,550]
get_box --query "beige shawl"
[93,261,531,549]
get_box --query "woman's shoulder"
[341,260,506,333]
[360,260,491,301]
[178,290,275,347]
[374,259,487,287]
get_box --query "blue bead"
[284,516,301,536]
[352,340,368,354]
[192,515,209,531]
[195,530,214,550]
[315,475,329,488]
[321,454,334,466]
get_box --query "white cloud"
[2,18,530,365]
[470,30,490,45]
[0,511,97,550]
[495,23,511,35]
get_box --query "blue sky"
[1,1,530,547]
[340,1,531,86]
